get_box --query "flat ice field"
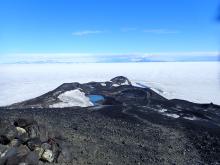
[0,62,220,106]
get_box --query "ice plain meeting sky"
[0,0,220,63]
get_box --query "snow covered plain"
[0,62,220,106]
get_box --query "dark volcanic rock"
[0,118,72,164]
[27,137,41,151]
[25,123,40,139]
[14,118,35,128]
[1,145,30,165]
[0,125,17,145]
[1,76,220,164]
[110,76,132,86]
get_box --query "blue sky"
[0,0,219,62]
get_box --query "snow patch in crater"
[50,89,93,108]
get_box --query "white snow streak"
[165,113,180,118]
[183,116,199,121]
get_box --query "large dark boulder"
[0,125,17,145]
[1,145,30,165]
[27,137,41,151]
[25,122,40,139]
[0,118,72,164]
[14,118,35,128]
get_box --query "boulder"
[1,145,30,165]
[27,137,41,151]
[41,149,54,163]
[34,146,44,158]
[0,118,73,164]
[0,125,17,145]
[41,143,51,150]
[14,118,35,128]
[25,124,40,139]
[38,124,49,142]
[16,127,27,136]
[9,139,21,147]
[17,132,29,143]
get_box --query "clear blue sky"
[0,0,219,61]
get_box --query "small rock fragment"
[25,124,40,139]
[9,139,21,147]
[17,133,29,143]
[41,143,51,150]
[35,147,44,158]
[41,149,54,162]
[16,127,27,136]
[0,144,8,156]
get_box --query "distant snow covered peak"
[49,89,93,108]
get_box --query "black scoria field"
[0,76,220,165]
